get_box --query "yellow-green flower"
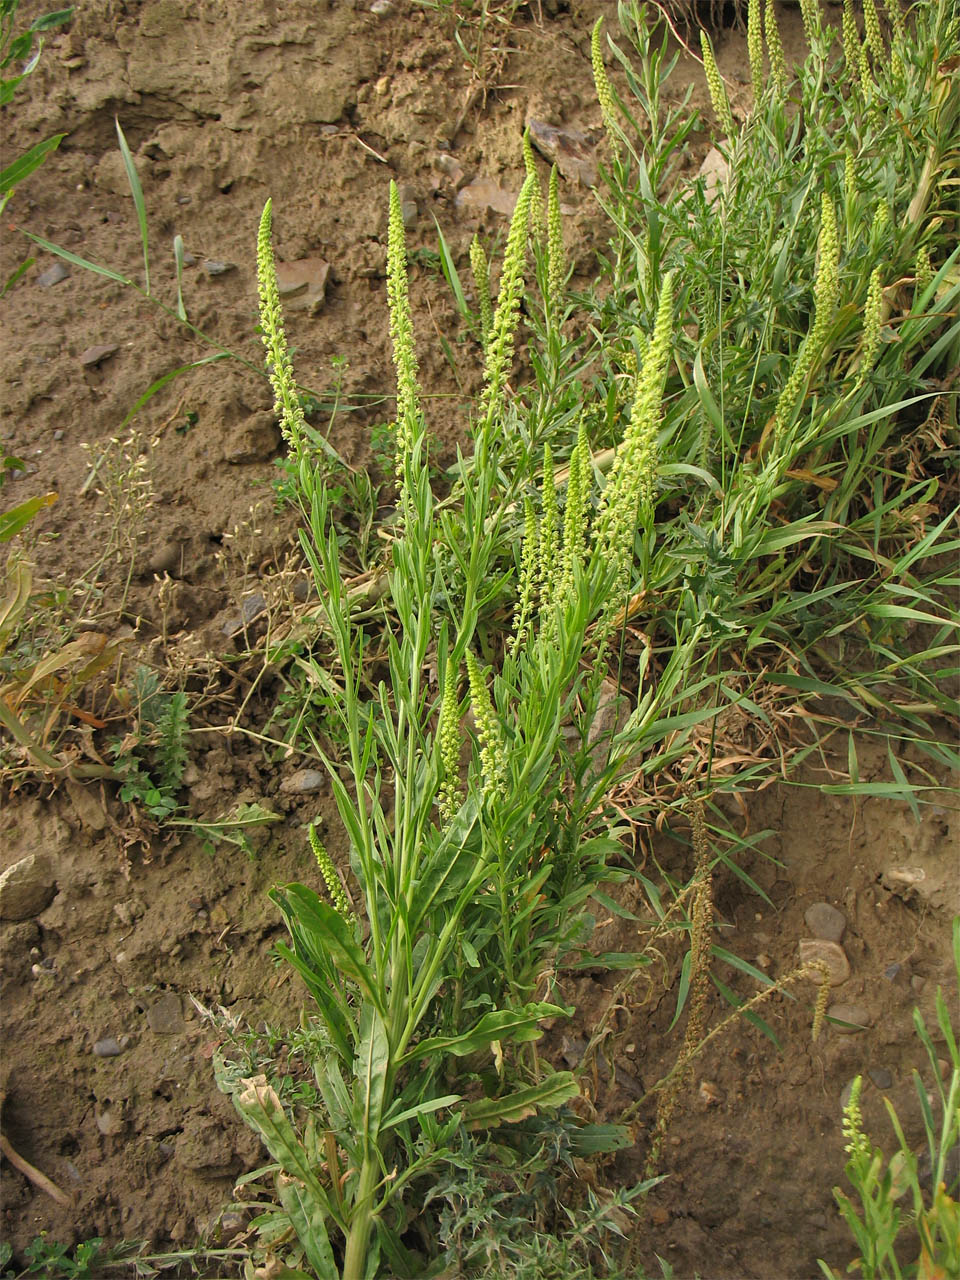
[546,165,565,317]
[799,0,820,48]
[470,234,493,346]
[309,823,354,922]
[592,18,617,143]
[841,0,860,79]
[257,200,306,454]
[466,651,507,800]
[387,180,422,492]
[700,30,735,138]
[862,0,884,60]
[765,0,788,99]
[748,0,764,104]
[523,126,543,238]
[510,496,540,659]
[859,267,884,378]
[480,175,534,426]
[437,656,462,824]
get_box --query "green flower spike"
[510,496,540,659]
[465,651,507,801]
[437,655,462,825]
[799,0,820,47]
[862,0,884,61]
[700,30,735,138]
[546,165,565,317]
[523,126,543,239]
[470,234,493,347]
[859,267,884,379]
[538,442,560,601]
[841,0,860,79]
[309,823,354,922]
[257,199,307,455]
[480,174,535,427]
[765,0,788,99]
[591,18,617,144]
[387,179,422,494]
[748,0,764,104]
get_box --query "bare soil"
[1,3,957,1277]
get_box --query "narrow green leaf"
[464,1072,580,1128]
[276,1176,339,1279]
[1,255,34,296]
[116,118,149,293]
[22,232,129,283]
[0,133,64,193]
[0,491,57,542]
[173,233,187,321]
[399,1003,570,1068]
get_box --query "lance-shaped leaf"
[276,1174,339,1280]
[464,1072,580,1129]
[397,1003,571,1069]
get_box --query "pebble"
[147,992,185,1035]
[397,183,418,228]
[145,540,182,577]
[203,260,235,277]
[840,1077,858,1108]
[455,176,520,217]
[223,413,280,464]
[37,261,70,287]
[96,1105,123,1136]
[79,343,119,368]
[93,1037,123,1058]
[222,592,269,637]
[526,118,597,186]
[435,152,466,189]
[370,0,393,12]
[884,962,903,982]
[0,854,57,921]
[868,1067,893,1089]
[804,902,846,944]
[274,258,330,315]
[828,1002,872,1034]
[798,938,850,986]
[279,768,327,795]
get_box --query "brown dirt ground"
[1,2,957,1277]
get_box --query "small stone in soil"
[222,592,269,637]
[827,1002,872,1033]
[279,768,327,795]
[804,902,846,944]
[93,1037,123,1058]
[0,853,57,921]
[37,262,70,287]
[203,260,236,277]
[798,938,851,986]
[868,1067,893,1089]
[370,0,394,13]
[147,992,185,1035]
[79,343,119,368]
[526,118,598,186]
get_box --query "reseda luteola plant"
[221,151,697,1277]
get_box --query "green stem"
[342,1151,380,1280]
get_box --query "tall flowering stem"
[598,270,675,596]
[470,234,493,346]
[748,0,765,105]
[700,30,735,139]
[257,199,307,455]
[765,0,788,100]
[773,194,840,437]
[592,17,618,145]
[465,651,507,801]
[546,165,565,319]
[523,126,543,239]
[437,656,462,825]
[386,179,423,499]
[479,175,535,431]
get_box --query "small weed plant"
[821,918,960,1280]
